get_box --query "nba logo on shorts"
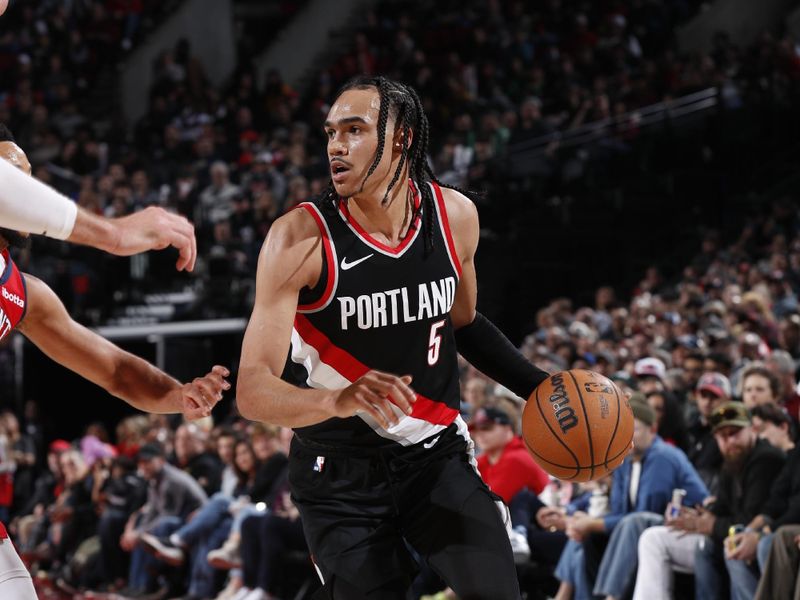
[314,456,325,472]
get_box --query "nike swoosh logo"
[340,253,374,270]
[423,436,440,449]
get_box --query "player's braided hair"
[319,76,477,255]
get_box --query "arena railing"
[507,87,720,160]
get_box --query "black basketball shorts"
[288,425,522,600]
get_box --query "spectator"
[470,405,550,560]
[766,350,800,423]
[687,372,730,493]
[727,436,800,599]
[634,357,668,394]
[119,442,207,597]
[646,390,689,452]
[751,403,795,453]
[93,455,147,591]
[633,402,785,600]
[554,395,707,600]
[740,364,783,410]
[196,161,242,231]
[173,423,223,497]
[1,410,35,517]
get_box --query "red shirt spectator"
[471,407,549,504]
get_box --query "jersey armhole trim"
[295,203,338,313]
[18,272,27,323]
[430,183,463,279]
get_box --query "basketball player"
[0,128,197,271]
[237,76,550,599]
[0,133,230,597]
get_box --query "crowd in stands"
[3,1,800,599]
[1,192,798,599]
[0,0,799,326]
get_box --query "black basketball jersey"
[286,181,467,447]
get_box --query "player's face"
[325,88,396,199]
[0,141,32,248]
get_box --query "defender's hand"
[180,365,231,420]
[108,206,197,271]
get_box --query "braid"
[381,101,410,205]
[319,75,481,255]
[359,78,391,195]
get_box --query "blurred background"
[2,1,800,598]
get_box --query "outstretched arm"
[0,159,197,271]
[17,274,229,419]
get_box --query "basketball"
[522,369,634,482]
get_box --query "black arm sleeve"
[454,312,549,399]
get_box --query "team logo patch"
[313,456,326,473]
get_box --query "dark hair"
[646,390,689,452]
[0,123,15,143]
[232,439,258,484]
[741,365,782,401]
[751,402,792,428]
[706,351,733,372]
[685,352,706,364]
[319,75,477,255]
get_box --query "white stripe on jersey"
[453,414,479,470]
[290,327,449,446]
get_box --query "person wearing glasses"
[632,402,785,600]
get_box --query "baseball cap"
[696,371,732,399]
[709,401,750,433]
[137,442,165,461]
[628,392,656,427]
[469,407,511,430]
[634,357,666,381]
[49,439,71,454]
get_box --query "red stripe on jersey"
[431,183,462,278]
[295,204,336,312]
[294,314,459,426]
[337,180,422,255]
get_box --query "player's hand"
[179,365,231,420]
[330,370,416,429]
[108,206,197,271]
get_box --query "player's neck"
[349,178,414,243]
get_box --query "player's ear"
[391,126,413,152]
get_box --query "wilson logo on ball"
[549,373,579,434]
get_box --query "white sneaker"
[208,536,242,569]
[139,531,185,566]
[508,528,530,563]
[241,588,268,600]
[230,588,252,600]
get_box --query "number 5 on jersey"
[428,319,446,366]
